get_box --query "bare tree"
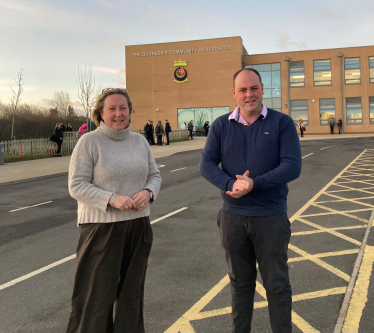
[77,63,101,131]
[10,69,24,139]
[50,91,72,119]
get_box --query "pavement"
[0,133,374,186]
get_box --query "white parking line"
[302,153,314,159]
[0,207,189,291]
[151,207,188,224]
[9,201,53,213]
[320,144,342,151]
[170,167,187,173]
[157,164,165,168]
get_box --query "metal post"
[338,52,344,134]
[285,56,290,115]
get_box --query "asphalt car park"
[0,138,373,332]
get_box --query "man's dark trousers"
[218,210,292,333]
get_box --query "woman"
[77,123,87,138]
[188,120,194,139]
[155,120,165,146]
[54,122,64,156]
[67,88,161,333]
[298,119,304,138]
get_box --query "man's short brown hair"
[233,68,262,88]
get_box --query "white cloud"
[277,36,308,51]
[0,1,38,13]
[107,39,128,48]
[97,0,113,8]
[93,66,119,74]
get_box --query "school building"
[125,36,374,134]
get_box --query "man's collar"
[228,104,268,125]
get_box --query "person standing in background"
[330,117,335,134]
[188,120,194,140]
[203,121,209,137]
[165,119,172,145]
[337,118,342,134]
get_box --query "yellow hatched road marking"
[311,203,370,223]
[292,226,366,236]
[342,245,374,332]
[164,149,374,333]
[296,217,362,246]
[288,249,360,263]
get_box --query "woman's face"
[101,94,130,131]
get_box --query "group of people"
[298,117,343,137]
[51,122,88,157]
[66,68,302,333]
[183,120,210,139]
[144,119,172,146]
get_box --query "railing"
[133,129,189,142]
[1,129,189,163]
[1,132,79,163]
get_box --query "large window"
[370,97,374,123]
[319,99,335,125]
[370,57,374,84]
[346,97,362,124]
[345,58,361,84]
[177,107,229,129]
[289,61,305,88]
[290,100,308,125]
[245,63,281,111]
[314,60,332,86]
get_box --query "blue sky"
[1,0,373,111]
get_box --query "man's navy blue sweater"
[200,108,302,216]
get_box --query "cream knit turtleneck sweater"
[68,121,161,225]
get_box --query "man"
[200,68,301,333]
[330,117,335,134]
[337,118,342,134]
[165,119,172,145]
[144,119,153,145]
[66,123,73,132]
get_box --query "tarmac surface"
[1,133,374,186]
[1,133,374,333]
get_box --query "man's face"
[232,70,264,115]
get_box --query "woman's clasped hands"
[113,190,151,211]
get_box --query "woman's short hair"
[92,88,133,126]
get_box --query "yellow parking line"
[164,150,373,333]
[288,249,360,263]
[311,204,370,223]
[342,245,374,332]
[292,226,366,236]
[288,244,351,282]
[297,217,362,246]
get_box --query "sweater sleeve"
[200,121,236,192]
[141,137,162,200]
[252,116,302,191]
[68,135,113,213]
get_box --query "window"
[346,97,362,124]
[177,107,229,129]
[369,57,374,84]
[319,99,335,125]
[289,61,305,87]
[345,58,360,84]
[245,63,282,111]
[314,60,332,86]
[290,100,308,125]
[370,97,374,123]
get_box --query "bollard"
[0,143,4,165]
